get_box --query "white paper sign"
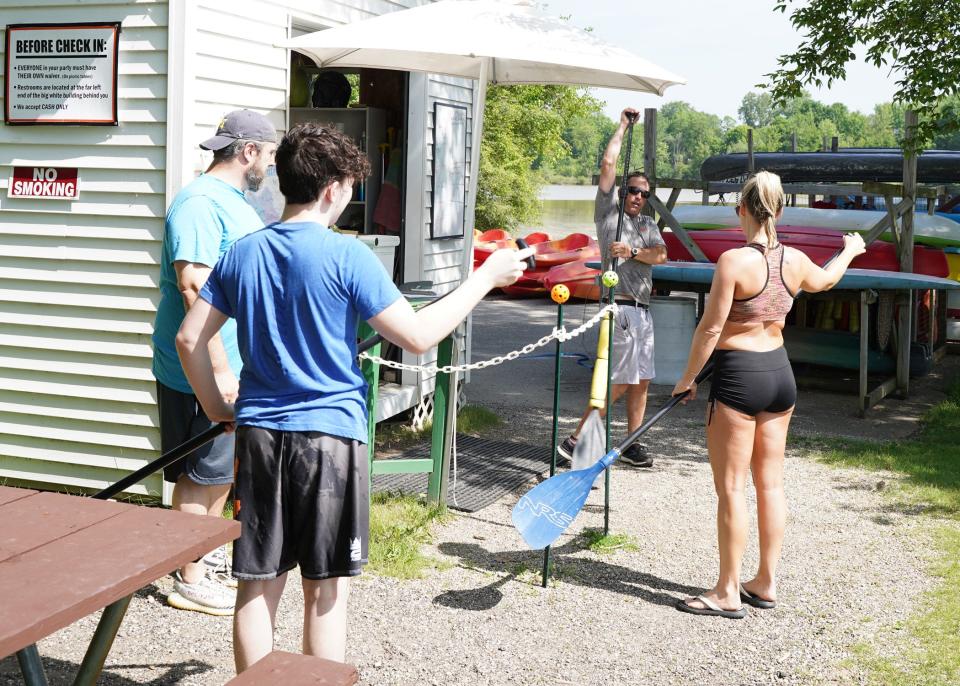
[5,23,120,125]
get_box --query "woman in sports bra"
[671,171,865,619]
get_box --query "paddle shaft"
[604,361,715,465]
[94,423,226,500]
[608,113,638,276]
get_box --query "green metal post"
[427,335,455,505]
[73,595,132,686]
[604,289,615,535]
[542,302,564,587]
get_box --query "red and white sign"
[8,167,79,200]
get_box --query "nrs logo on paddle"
[8,167,79,200]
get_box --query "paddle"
[512,362,714,550]
[95,423,227,500]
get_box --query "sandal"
[739,583,776,609]
[675,594,747,619]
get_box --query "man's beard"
[244,168,264,192]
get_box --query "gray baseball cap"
[200,109,277,151]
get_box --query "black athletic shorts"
[709,347,797,418]
[232,426,369,581]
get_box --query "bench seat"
[225,651,359,685]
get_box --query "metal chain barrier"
[359,303,619,373]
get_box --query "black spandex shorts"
[709,347,797,418]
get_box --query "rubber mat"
[372,435,548,512]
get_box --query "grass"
[800,379,960,684]
[374,404,501,452]
[579,528,638,554]
[368,491,451,579]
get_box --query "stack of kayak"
[473,229,599,297]
[539,205,960,303]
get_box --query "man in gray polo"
[558,107,666,468]
[153,110,277,614]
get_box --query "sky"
[541,0,899,122]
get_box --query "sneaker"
[557,435,577,464]
[620,443,653,468]
[167,571,236,616]
[202,545,237,589]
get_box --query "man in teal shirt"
[152,110,277,615]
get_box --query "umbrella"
[281,0,686,271]
[283,0,686,94]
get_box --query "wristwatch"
[630,247,639,258]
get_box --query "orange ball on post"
[551,284,570,304]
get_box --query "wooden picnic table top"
[0,485,240,658]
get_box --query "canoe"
[783,326,931,377]
[670,205,960,249]
[650,261,960,291]
[663,226,948,277]
[700,150,960,183]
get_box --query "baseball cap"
[200,109,277,151]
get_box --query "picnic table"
[0,484,240,685]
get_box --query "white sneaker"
[167,571,236,616]
[201,545,237,588]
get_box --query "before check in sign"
[9,167,80,200]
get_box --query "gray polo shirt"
[594,186,665,305]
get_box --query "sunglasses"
[626,186,651,199]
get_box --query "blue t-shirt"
[152,174,264,393]
[200,221,402,441]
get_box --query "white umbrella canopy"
[282,0,686,94]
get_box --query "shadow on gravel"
[0,656,214,686]
[436,541,701,611]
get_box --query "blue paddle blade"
[512,459,608,550]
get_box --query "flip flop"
[739,583,777,609]
[675,595,747,619]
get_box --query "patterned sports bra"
[727,243,796,324]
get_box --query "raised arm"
[598,108,639,194]
[368,247,534,354]
[797,233,866,293]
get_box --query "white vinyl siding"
[402,75,475,395]
[0,0,168,495]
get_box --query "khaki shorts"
[610,304,655,384]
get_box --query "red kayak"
[474,231,595,269]
[664,225,948,277]
[542,253,603,302]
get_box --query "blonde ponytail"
[741,171,785,249]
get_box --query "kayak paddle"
[513,361,714,550]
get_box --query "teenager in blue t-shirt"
[176,122,534,673]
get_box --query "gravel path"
[2,297,954,686]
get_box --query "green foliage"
[476,85,602,230]
[764,0,960,147]
[368,491,450,579]
[374,404,501,452]
[580,529,638,554]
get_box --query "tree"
[764,0,960,146]
[738,92,778,128]
[475,85,601,230]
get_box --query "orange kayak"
[474,231,595,268]
[541,250,602,301]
